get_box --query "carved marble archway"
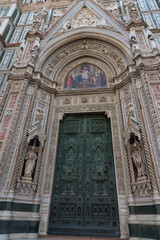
[38,28,131,239]
[39,102,129,238]
[36,29,132,75]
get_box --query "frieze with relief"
[44,39,127,81]
[61,7,108,31]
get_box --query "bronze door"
[48,114,120,237]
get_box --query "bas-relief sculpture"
[64,64,107,90]
[62,8,106,31]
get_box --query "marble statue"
[126,103,134,122]
[13,39,26,64]
[30,37,40,64]
[23,148,37,178]
[131,142,146,178]
[53,9,63,18]
[32,7,48,32]
[146,28,158,51]
[129,30,140,54]
[34,37,40,50]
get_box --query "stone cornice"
[114,72,138,90]
[7,59,160,95]
[135,62,160,72]
[8,71,57,94]
[133,52,160,62]
[31,78,57,95]
[8,72,33,82]
[57,87,115,97]
[127,19,148,30]
[0,35,20,49]
[151,29,160,34]
[18,0,73,12]
[25,31,42,41]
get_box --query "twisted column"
[9,83,38,190]
[116,89,132,195]
[131,76,158,191]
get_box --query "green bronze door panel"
[48,115,120,237]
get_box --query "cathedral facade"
[0,0,160,239]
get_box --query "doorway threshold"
[39,236,128,240]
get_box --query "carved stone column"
[131,76,159,194]
[8,82,39,192]
[38,91,57,235]
[0,75,30,194]
[140,70,160,153]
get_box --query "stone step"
[39,236,128,240]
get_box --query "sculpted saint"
[23,148,37,178]
[131,142,146,178]
[146,28,158,51]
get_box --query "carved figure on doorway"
[129,30,140,55]
[32,7,48,31]
[131,141,147,179]
[146,28,158,52]
[126,103,134,123]
[23,147,37,179]
[13,39,26,64]
[30,38,40,64]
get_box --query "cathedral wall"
[0,0,160,239]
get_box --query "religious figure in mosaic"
[64,64,107,89]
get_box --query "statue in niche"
[30,37,40,64]
[23,147,37,179]
[124,103,148,182]
[146,28,158,52]
[128,132,147,181]
[126,103,134,123]
[32,7,48,32]
[130,141,147,180]
[129,30,140,55]
[13,39,26,64]
[32,12,41,31]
